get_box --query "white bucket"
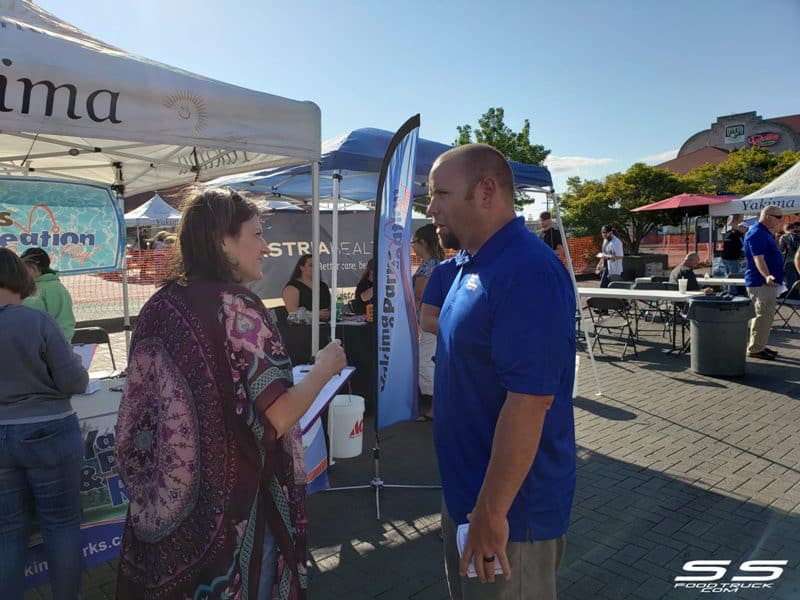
[572,355,580,399]
[327,394,365,459]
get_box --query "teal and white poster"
[0,177,125,274]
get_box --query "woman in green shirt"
[20,247,76,342]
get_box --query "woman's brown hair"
[414,223,444,261]
[163,187,259,285]
[287,254,313,285]
[0,247,36,299]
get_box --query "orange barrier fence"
[564,235,599,274]
[639,238,714,269]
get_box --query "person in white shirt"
[595,224,624,287]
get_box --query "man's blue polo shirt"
[421,256,460,308]
[744,222,784,287]
[434,217,576,542]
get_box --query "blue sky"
[36,0,800,192]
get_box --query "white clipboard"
[295,365,356,433]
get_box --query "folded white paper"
[456,523,505,578]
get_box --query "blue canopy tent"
[211,127,553,202]
[209,127,597,387]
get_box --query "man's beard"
[439,230,460,250]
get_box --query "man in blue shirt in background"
[427,144,576,599]
[420,228,461,337]
[743,206,785,360]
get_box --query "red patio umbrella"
[631,194,741,257]
[630,193,740,212]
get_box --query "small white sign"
[725,124,745,144]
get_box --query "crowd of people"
[6,148,798,599]
[112,148,576,599]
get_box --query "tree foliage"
[455,107,550,166]
[679,147,800,195]
[455,107,550,208]
[560,147,800,254]
[560,164,684,253]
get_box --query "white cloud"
[544,155,615,174]
[639,148,679,164]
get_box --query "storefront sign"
[724,124,745,144]
[747,132,781,147]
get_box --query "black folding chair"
[776,281,800,332]
[72,326,116,371]
[631,281,677,339]
[586,297,638,360]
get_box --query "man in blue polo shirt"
[427,144,576,599]
[743,206,785,360]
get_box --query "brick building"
[657,111,800,175]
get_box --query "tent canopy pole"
[549,192,602,397]
[330,171,341,341]
[311,161,321,357]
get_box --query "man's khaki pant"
[746,285,778,353]
[441,500,566,600]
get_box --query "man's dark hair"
[0,247,36,299]
[540,211,552,220]
[164,187,259,285]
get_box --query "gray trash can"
[687,296,754,376]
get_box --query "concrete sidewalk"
[26,314,800,599]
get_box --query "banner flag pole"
[324,115,439,519]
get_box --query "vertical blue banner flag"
[374,116,420,430]
[0,176,125,274]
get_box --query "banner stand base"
[324,429,440,520]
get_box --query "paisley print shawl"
[115,281,307,600]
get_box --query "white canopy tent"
[710,160,800,216]
[124,193,180,227]
[0,1,322,344]
[0,2,320,192]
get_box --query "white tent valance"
[0,1,322,348]
[709,160,800,216]
[0,1,320,195]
